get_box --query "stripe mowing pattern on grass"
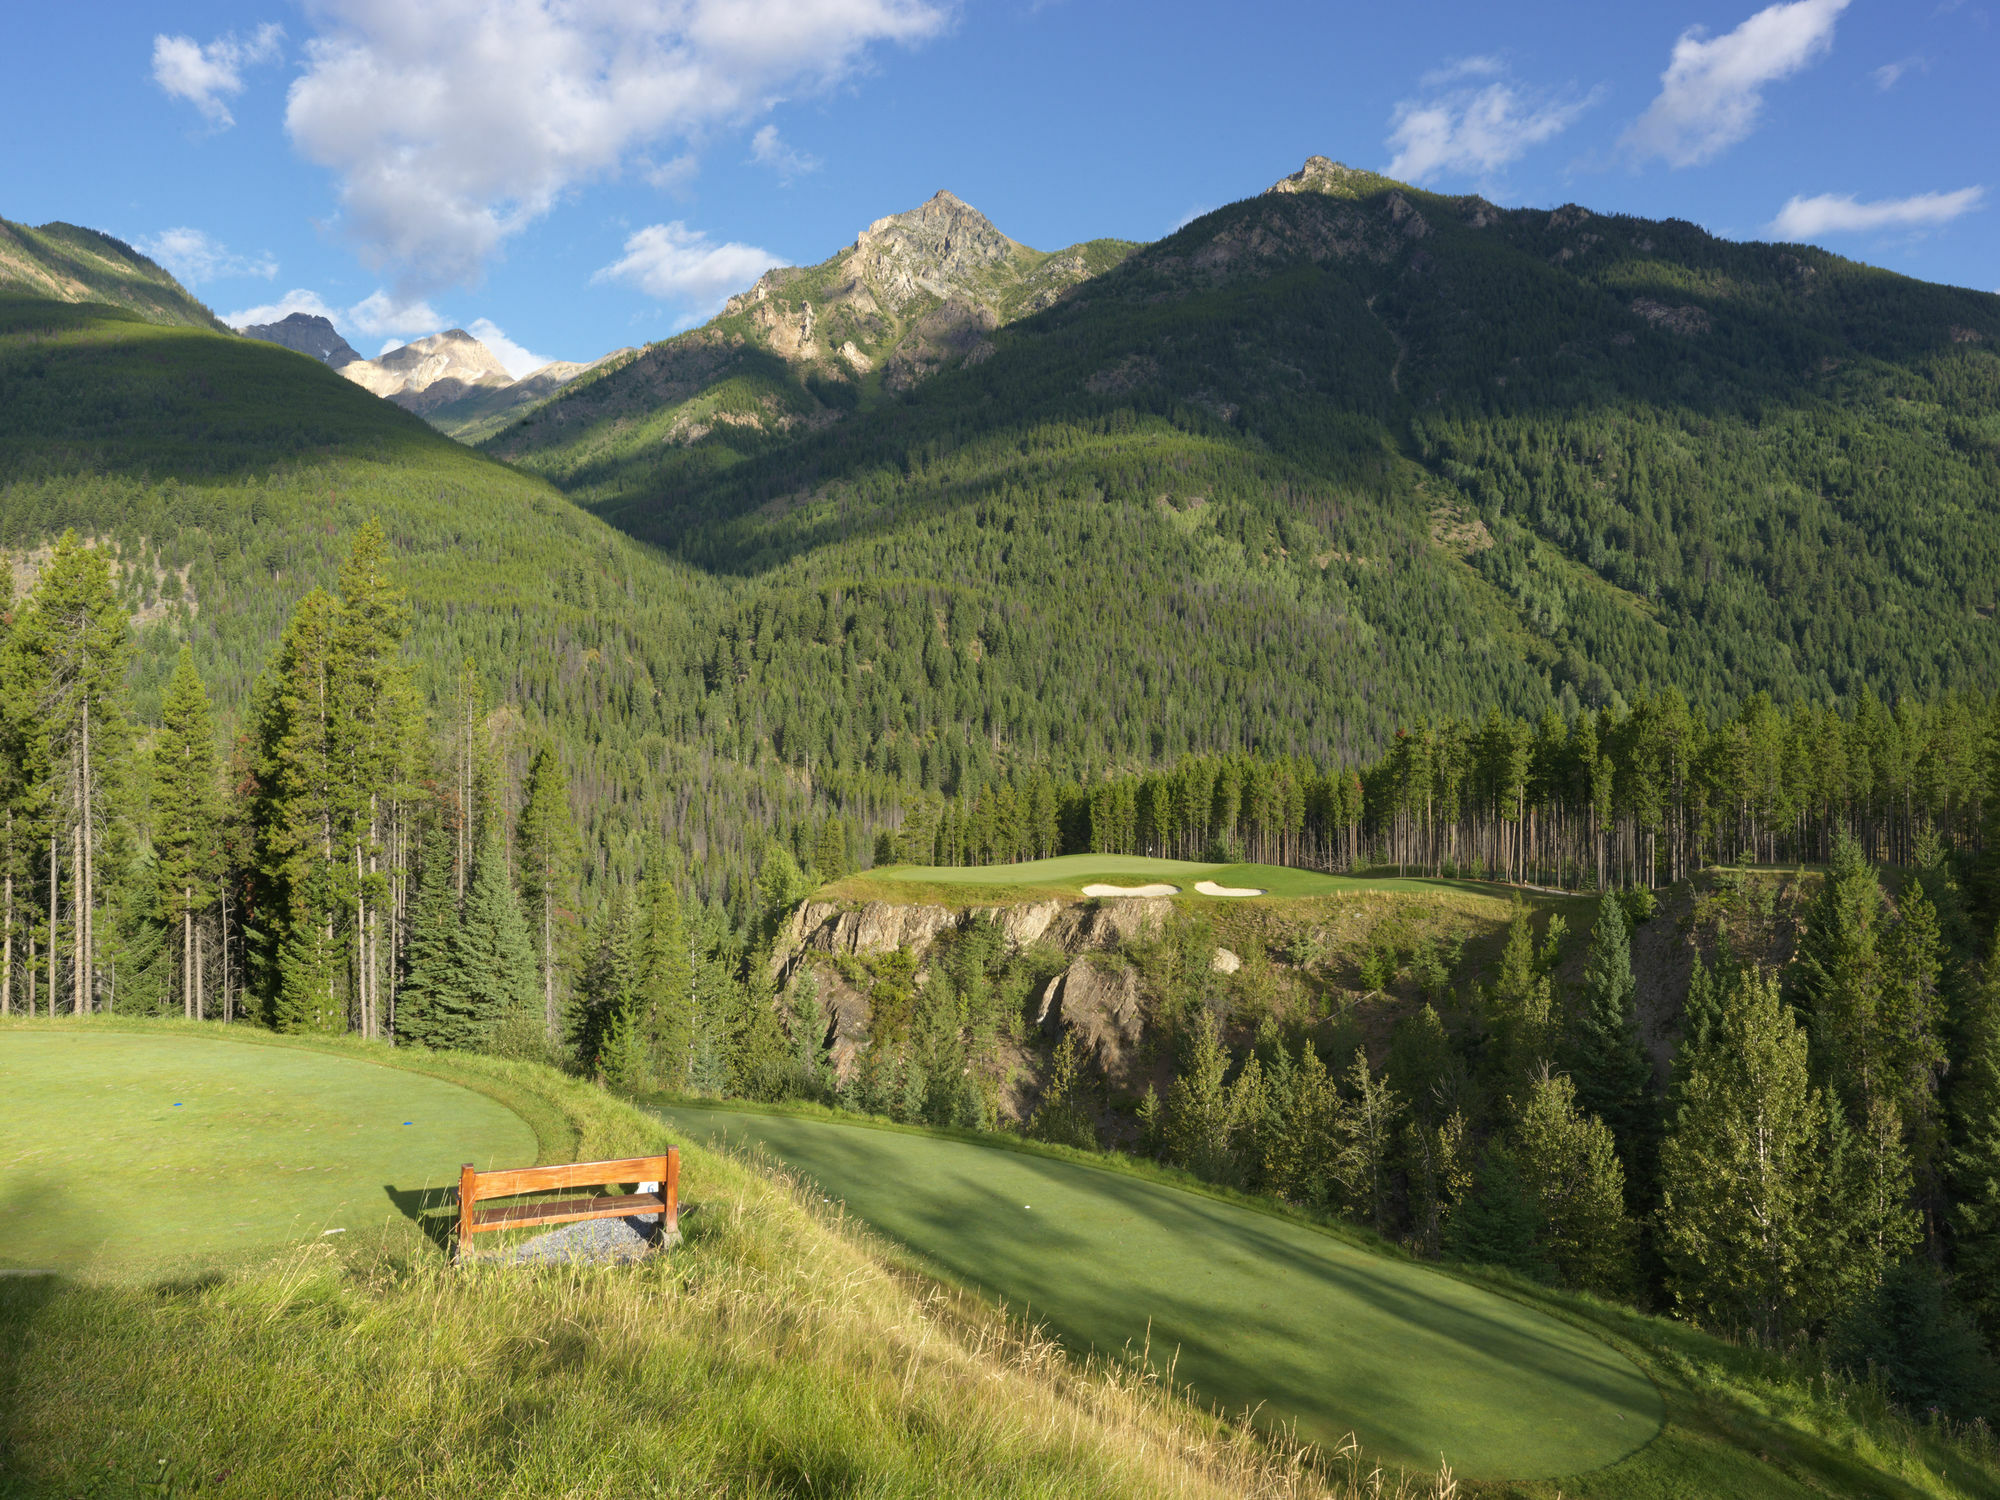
[658,1103,1664,1483]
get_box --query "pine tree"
[1564,894,1660,1211]
[812,816,848,882]
[1163,1010,1237,1182]
[1482,904,1555,1093]
[152,648,220,1020]
[633,856,692,1087]
[786,966,833,1102]
[11,534,131,1014]
[395,826,463,1049]
[252,590,343,1031]
[1513,1069,1634,1295]
[1443,1146,1546,1279]
[452,827,538,1051]
[1950,975,2000,1342]
[1659,968,1827,1341]
[1030,1030,1099,1149]
[515,745,578,1044]
[1332,1049,1405,1230]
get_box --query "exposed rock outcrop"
[238,311,361,368]
[776,894,1173,984]
[1035,957,1147,1087]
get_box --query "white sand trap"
[1195,880,1265,898]
[1081,883,1180,898]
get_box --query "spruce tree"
[1659,968,1826,1341]
[395,826,463,1049]
[452,827,538,1051]
[1950,976,2000,1341]
[1513,1070,1634,1295]
[152,648,220,1019]
[1163,1010,1237,1182]
[1029,1030,1099,1149]
[1332,1049,1404,1230]
[515,745,578,1043]
[633,857,692,1087]
[1564,894,1660,1211]
[786,966,833,1102]
[12,534,131,1014]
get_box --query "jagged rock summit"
[489,190,1136,456]
[1264,156,1398,199]
[238,311,361,369]
[341,329,516,415]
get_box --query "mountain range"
[2,155,1998,886]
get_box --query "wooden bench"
[455,1151,678,1260]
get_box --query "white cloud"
[1768,186,1985,238]
[151,23,283,129]
[346,290,447,340]
[136,228,277,285]
[1873,56,1925,89]
[284,0,944,291]
[1386,66,1600,184]
[221,288,339,328]
[593,222,784,318]
[1624,0,1849,168]
[751,124,820,183]
[467,317,552,379]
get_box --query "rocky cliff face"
[238,311,361,369]
[777,894,1172,984]
[341,329,515,415]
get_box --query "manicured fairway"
[861,854,1483,900]
[0,1032,534,1273]
[660,1105,1663,1482]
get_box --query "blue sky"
[5,0,1993,372]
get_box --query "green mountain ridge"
[485,157,2000,774]
[0,218,228,332]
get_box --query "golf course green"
[860,854,1478,900]
[0,1031,535,1274]
[659,1104,1663,1482]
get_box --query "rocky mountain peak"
[845,190,1024,310]
[340,328,516,416]
[1265,156,1397,200]
[238,311,361,369]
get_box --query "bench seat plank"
[470,1193,669,1232]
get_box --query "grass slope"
[0,1031,534,1276]
[658,1102,1659,1481]
[0,1018,1449,1500]
[660,1101,2000,1500]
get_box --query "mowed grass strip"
[658,1105,1664,1483]
[0,1031,535,1274]
[852,855,1499,903]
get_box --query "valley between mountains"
[4,151,2000,1499]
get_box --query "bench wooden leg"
[663,1148,679,1243]
[457,1163,478,1261]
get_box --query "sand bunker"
[1195,880,1265,898]
[1081,883,1180,898]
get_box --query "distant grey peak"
[238,311,361,369]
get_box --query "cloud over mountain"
[593,222,785,322]
[151,23,283,129]
[1769,186,1985,239]
[283,0,944,292]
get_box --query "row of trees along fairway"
[877,691,1991,889]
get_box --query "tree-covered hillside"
[494,159,2000,771]
[0,218,228,332]
[0,297,840,906]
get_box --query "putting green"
[661,1105,1662,1482]
[0,1032,535,1274]
[861,854,1475,900]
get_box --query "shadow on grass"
[383,1184,459,1255]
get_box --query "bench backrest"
[456,1152,677,1255]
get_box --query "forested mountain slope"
[493,159,2000,776]
[0,296,831,901]
[0,218,228,332]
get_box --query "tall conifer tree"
[153,648,220,1019]
[516,745,578,1043]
